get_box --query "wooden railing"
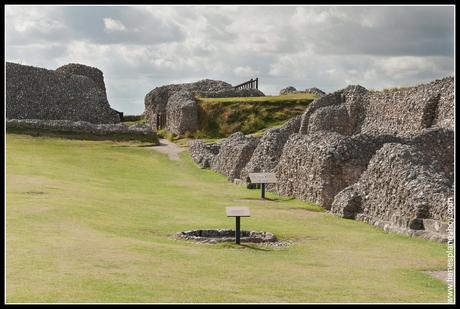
[234,78,258,90]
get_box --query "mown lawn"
[6,134,448,303]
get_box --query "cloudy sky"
[5,5,455,114]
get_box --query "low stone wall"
[7,119,158,143]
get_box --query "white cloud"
[234,66,259,77]
[103,18,126,32]
[5,5,455,114]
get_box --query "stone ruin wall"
[55,63,107,97]
[7,119,157,143]
[189,76,454,242]
[6,62,120,124]
[144,80,265,135]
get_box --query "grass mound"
[194,93,316,138]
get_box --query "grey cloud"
[5,5,454,114]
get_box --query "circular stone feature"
[176,229,277,244]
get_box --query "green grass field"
[6,134,448,303]
[194,93,316,138]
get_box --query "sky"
[5,5,455,114]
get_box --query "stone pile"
[6,62,120,124]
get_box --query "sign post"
[226,206,251,244]
[249,173,278,199]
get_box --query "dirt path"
[425,271,449,283]
[150,139,186,161]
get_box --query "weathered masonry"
[189,76,454,243]
[144,79,265,135]
[6,62,121,124]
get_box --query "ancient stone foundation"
[7,119,157,143]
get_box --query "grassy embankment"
[6,133,448,303]
[194,92,316,138]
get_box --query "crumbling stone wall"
[166,90,199,135]
[55,63,107,96]
[330,130,453,243]
[187,76,454,242]
[188,140,220,169]
[210,132,259,181]
[6,62,120,124]
[240,116,301,184]
[274,132,402,209]
[300,77,454,137]
[144,79,233,134]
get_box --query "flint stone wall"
[55,63,107,96]
[210,132,259,180]
[7,119,157,142]
[274,132,402,209]
[300,77,454,137]
[188,140,220,168]
[240,116,301,184]
[6,62,120,124]
[144,79,233,133]
[166,90,199,135]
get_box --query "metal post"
[235,216,241,244]
[261,183,266,199]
